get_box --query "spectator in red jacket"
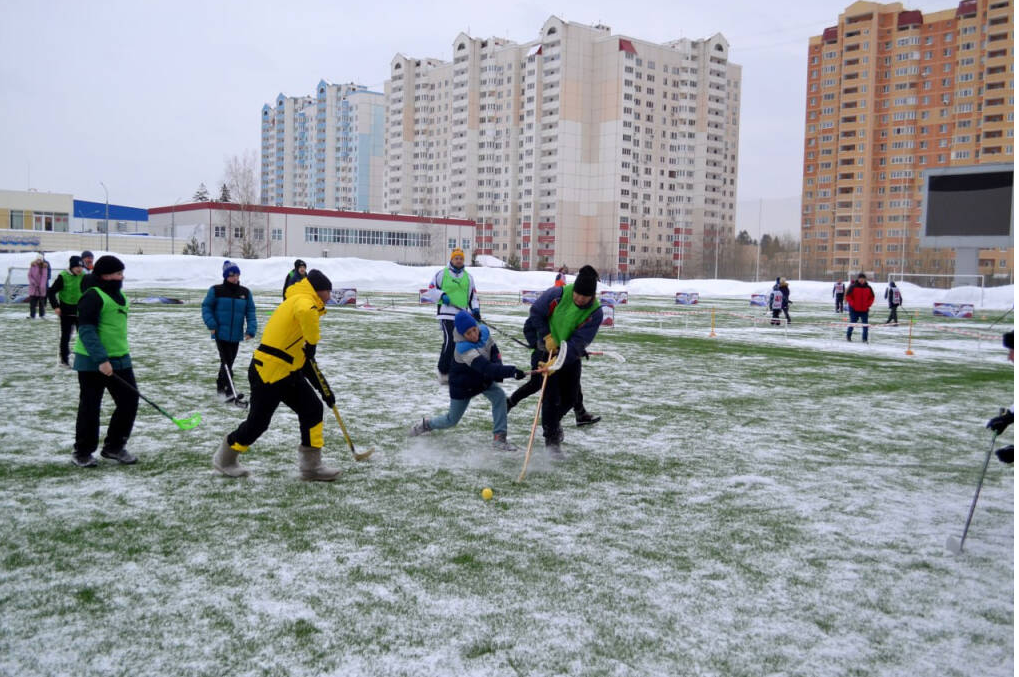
[845,273,876,343]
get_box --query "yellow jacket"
[252,277,326,384]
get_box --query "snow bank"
[2,251,1013,309]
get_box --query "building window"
[214,225,226,238]
[271,228,283,241]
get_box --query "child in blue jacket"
[201,260,258,401]
[410,310,526,450]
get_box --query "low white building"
[147,202,476,263]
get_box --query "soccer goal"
[888,273,985,306]
[3,267,30,304]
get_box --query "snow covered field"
[0,253,1013,676]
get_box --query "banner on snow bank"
[933,302,974,318]
[675,292,699,305]
[327,288,356,306]
[750,293,767,307]
[601,305,615,327]
[599,290,628,306]
[519,290,540,305]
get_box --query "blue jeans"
[428,383,508,436]
[847,309,869,341]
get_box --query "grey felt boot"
[213,436,250,478]
[298,445,341,482]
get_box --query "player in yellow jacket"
[213,269,342,481]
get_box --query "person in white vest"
[833,278,846,313]
[883,280,903,325]
[767,278,785,326]
[421,248,480,384]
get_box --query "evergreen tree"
[182,235,202,255]
[218,183,232,203]
[193,183,210,202]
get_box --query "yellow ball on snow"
[481,487,493,501]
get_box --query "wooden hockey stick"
[308,357,374,461]
[517,344,568,482]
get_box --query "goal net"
[3,267,30,303]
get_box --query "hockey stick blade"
[588,350,625,363]
[946,535,963,554]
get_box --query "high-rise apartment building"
[261,81,385,211]
[385,17,741,275]
[800,0,1014,280]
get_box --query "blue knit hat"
[223,260,241,279]
[454,309,477,335]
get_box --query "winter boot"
[575,412,601,427]
[72,453,97,468]
[100,446,137,465]
[298,445,341,482]
[410,417,431,437]
[492,432,518,452]
[213,436,250,478]
[545,439,566,461]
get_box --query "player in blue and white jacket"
[410,310,526,451]
[420,248,480,384]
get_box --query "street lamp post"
[100,181,109,253]
[171,198,182,255]
[755,199,762,282]
[714,226,720,280]
[899,177,909,279]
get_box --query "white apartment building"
[261,81,385,212]
[385,16,742,275]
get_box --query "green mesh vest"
[73,289,130,358]
[57,270,84,306]
[549,284,600,344]
[440,268,470,308]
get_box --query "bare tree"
[223,151,263,259]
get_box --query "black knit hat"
[93,255,125,277]
[1004,331,1013,350]
[294,259,306,269]
[306,269,332,292]
[69,255,83,269]
[573,265,599,296]
[81,250,94,260]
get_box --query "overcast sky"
[1,0,953,236]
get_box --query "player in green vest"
[525,265,604,458]
[71,255,139,468]
[423,247,481,384]
[47,255,86,368]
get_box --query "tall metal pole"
[171,198,181,255]
[900,177,908,279]
[714,226,720,279]
[755,198,762,282]
[100,181,109,252]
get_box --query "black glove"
[514,368,526,380]
[995,445,1014,464]
[472,309,482,321]
[304,342,317,359]
[987,410,1013,435]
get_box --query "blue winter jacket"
[202,282,257,343]
[449,325,517,400]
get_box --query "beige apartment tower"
[800,0,1014,281]
[385,17,741,275]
